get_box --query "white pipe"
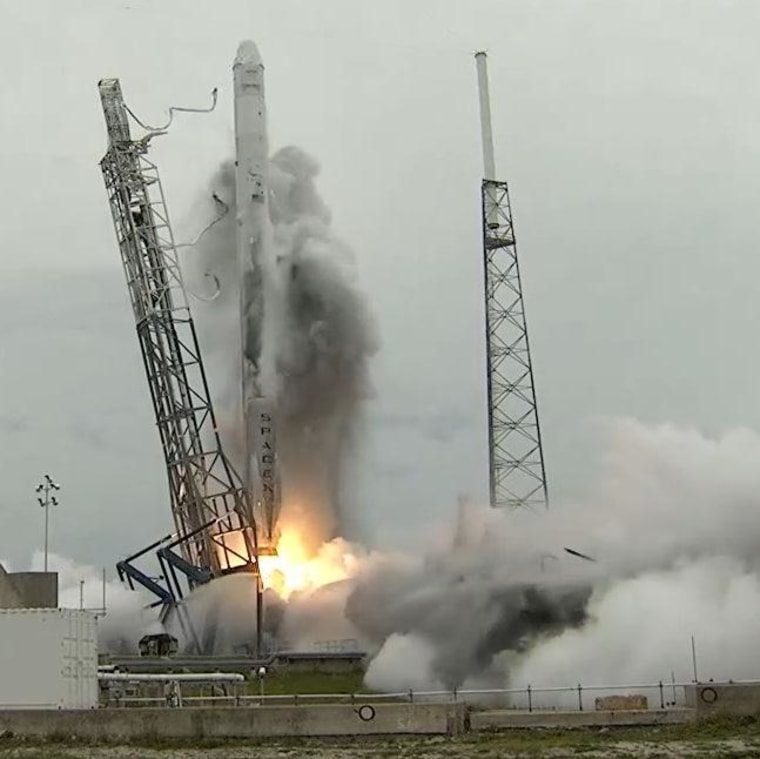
[99,672,244,683]
[475,51,496,181]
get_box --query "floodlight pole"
[35,474,60,572]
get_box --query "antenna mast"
[474,51,549,510]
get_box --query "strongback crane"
[98,78,262,648]
[474,52,549,511]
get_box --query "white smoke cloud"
[354,419,760,693]
[174,136,760,692]
[25,551,156,652]
[512,556,760,689]
[65,413,760,695]
[365,634,441,692]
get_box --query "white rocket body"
[233,40,281,547]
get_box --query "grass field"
[248,668,365,696]
[3,716,760,757]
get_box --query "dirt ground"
[2,732,760,758]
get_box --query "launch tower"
[98,79,262,646]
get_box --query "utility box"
[0,609,98,709]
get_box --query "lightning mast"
[475,52,549,510]
[98,79,261,632]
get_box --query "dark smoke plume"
[188,146,378,550]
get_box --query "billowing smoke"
[181,144,760,694]
[344,523,591,690]
[188,146,378,550]
[269,146,378,547]
[511,557,760,693]
[23,552,157,654]
[505,420,760,693]
[354,419,760,692]
[64,408,760,695]
[235,418,760,694]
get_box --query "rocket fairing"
[233,40,281,547]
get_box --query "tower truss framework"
[99,79,258,587]
[481,178,549,510]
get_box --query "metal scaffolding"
[481,180,548,509]
[475,53,549,511]
[98,79,261,628]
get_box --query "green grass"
[246,668,365,697]
[118,667,368,703]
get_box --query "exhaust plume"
[354,419,760,692]
[181,141,760,693]
[188,146,378,550]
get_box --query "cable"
[178,193,228,303]
[123,90,223,302]
[176,193,229,250]
[124,87,219,133]
[187,272,221,303]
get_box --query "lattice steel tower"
[475,52,549,510]
[98,79,261,611]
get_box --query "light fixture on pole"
[35,474,60,573]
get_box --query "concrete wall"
[0,565,22,609]
[470,708,693,731]
[8,573,57,608]
[685,683,760,718]
[0,566,57,609]
[0,703,467,739]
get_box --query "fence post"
[577,684,583,711]
[453,687,458,703]
[527,684,532,713]
[658,680,664,709]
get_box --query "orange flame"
[258,528,358,600]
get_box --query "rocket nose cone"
[235,40,262,67]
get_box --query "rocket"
[233,40,281,548]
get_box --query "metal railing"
[99,678,711,710]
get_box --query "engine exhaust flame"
[258,526,359,600]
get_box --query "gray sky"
[1,0,760,569]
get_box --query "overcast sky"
[1,0,760,571]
